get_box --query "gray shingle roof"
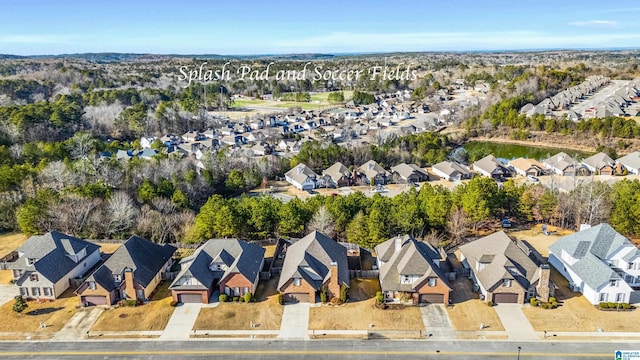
[617,151,640,171]
[357,160,388,181]
[582,152,614,172]
[544,152,575,172]
[548,224,630,289]
[390,163,429,180]
[169,239,265,291]
[459,231,542,291]
[83,236,176,291]
[277,231,348,291]
[285,163,318,185]
[375,235,451,292]
[322,162,351,184]
[431,161,470,179]
[13,231,100,284]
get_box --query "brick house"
[375,235,451,304]
[277,231,349,303]
[169,239,265,304]
[459,231,554,304]
[10,232,101,300]
[75,236,176,306]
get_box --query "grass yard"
[90,281,174,332]
[263,245,277,259]
[0,270,13,284]
[0,232,27,258]
[508,224,574,257]
[193,277,283,331]
[0,289,78,333]
[523,268,640,332]
[309,278,423,331]
[446,279,504,331]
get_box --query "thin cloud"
[0,34,75,44]
[567,20,618,28]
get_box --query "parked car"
[501,219,512,228]
[527,175,539,183]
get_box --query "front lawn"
[0,233,27,258]
[0,289,78,333]
[446,279,504,331]
[90,281,174,332]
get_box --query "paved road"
[278,303,310,340]
[0,339,633,359]
[494,304,537,340]
[420,304,455,339]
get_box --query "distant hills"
[0,52,336,62]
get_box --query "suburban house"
[508,158,546,177]
[75,236,176,306]
[459,231,554,304]
[277,231,349,303]
[285,163,320,191]
[169,239,265,304]
[548,223,638,305]
[472,155,511,179]
[581,152,615,176]
[322,162,353,188]
[544,152,579,176]
[616,151,640,174]
[356,160,389,185]
[375,235,451,304]
[10,232,101,300]
[431,161,471,181]
[390,163,430,184]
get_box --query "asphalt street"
[0,339,634,359]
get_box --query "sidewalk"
[278,303,310,340]
[493,304,537,340]
[159,303,204,340]
[420,304,455,339]
[53,308,102,340]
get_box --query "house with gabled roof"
[285,163,320,191]
[322,162,353,188]
[375,235,451,304]
[548,224,638,305]
[390,163,430,184]
[75,236,176,306]
[459,231,554,304]
[581,152,615,176]
[169,239,265,304]
[431,161,471,182]
[472,155,511,179]
[10,232,101,300]
[356,160,389,185]
[544,152,578,176]
[508,158,546,177]
[277,231,349,303]
[617,151,640,174]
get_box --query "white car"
[527,175,540,183]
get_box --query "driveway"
[493,304,537,340]
[0,284,17,306]
[278,303,310,340]
[159,303,202,340]
[420,304,455,339]
[54,308,102,340]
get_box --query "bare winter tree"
[105,192,138,238]
[47,194,102,235]
[83,101,125,137]
[136,198,194,243]
[447,207,471,245]
[422,229,447,248]
[67,132,96,160]
[571,181,612,227]
[307,205,336,238]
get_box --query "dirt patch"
[0,289,77,333]
[446,279,505,331]
[90,282,174,332]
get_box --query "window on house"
[113,275,121,283]
[293,278,301,286]
[88,281,96,290]
[616,293,625,302]
[428,278,437,287]
[29,274,38,282]
[43,288,52,297]
[599,293,608,302]
[27,258,36,265]
[503,279,512,287]
[31,287,40,296]
[609,279,618,287]
[636,275,640,284]
[19,287,28,296]
[243,287,249,295]
[12,269,22,279]
[234,287,240,296]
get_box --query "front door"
[136,289,145,300]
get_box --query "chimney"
[329,260,340,298]
[536,264,551,303]
[124,268,135,300]
[394,235,402,253]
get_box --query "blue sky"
[1,0,639,55]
